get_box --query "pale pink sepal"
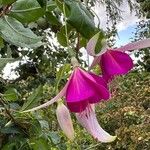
[88,44,108,70]
[86,32,99,56]
[114,38,150,52]
[21,82,69,113]
[86,32,108,56]
[56,102,74,140]
[76,105,116,143]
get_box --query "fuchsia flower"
[100,49,133,82]
[66,67,110,112]
[23,66,110,113]
[87,33,150,82]
[22,65,116,142]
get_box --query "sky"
[94,0,140,46]
[116,25,136,46]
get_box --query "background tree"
[134,0,150,71]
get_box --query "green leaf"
[80,37,88,48]
[57,31,67,47]
[21,85,43,111]
[0,58,15,71]
[64,0,98,39]
[3,88,19,102]
[1,0,16,5]
[30,138,49,150]
[0,16,42,48]
[1,126,21,134]
[94,32,105,54]
[48,131,61,144]
[45,11,61,26]
[55,0,70,16]
[56,25,72,47]
[1,143,16,150]
[36,17,49,29]
[47,0,57,11]
[29,119,42,136]
[36,0,47,8]
[0,37,4,48]
[10,0,56,23]
[6,45,12,57]
[55,63,71,89]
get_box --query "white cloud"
[94,0,141,32]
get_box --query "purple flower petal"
[89,72,107,88]
[100,50,133,82]
[66,67,110,112]
[76,105,116,143]
[88,72,110,103]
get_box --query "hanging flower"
[86,33,150,82]
[21,64,114,143]
[22,66,110,113]
[99,49,133,82]
[66,67,110,112]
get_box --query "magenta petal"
[89,72,107,88]
[80,70,110,102]
[66,68,92,112]
[66,68,110,112]
[88,72,110,103]
[100,50,133,82]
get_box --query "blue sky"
[116,25,137,47]
[94,0,139,48]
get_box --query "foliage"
[134,0,150,72]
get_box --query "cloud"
[94,0,140,32]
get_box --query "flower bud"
[56,102,74,140]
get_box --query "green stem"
[63,2,69,47]
[62,2,78,66]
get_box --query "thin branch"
[0,97,16,123]
[75,33,80,52]
[0,95,28,136]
